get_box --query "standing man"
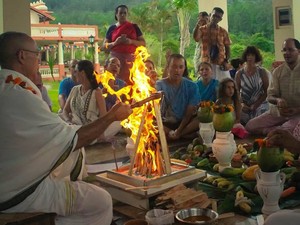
[0,31,132,225]
[58,59,78,113]
[194,7,231,81]
[246,38,300,135]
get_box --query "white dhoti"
[0,69,113,225]
[264,209,300,225]
[4,177,112,225]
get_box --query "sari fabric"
[111,21,137,54]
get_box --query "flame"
[95,46,164,177]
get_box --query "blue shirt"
[156,78,200,120]
[195,79,219,102]
[58,77,75,100]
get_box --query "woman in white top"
[63,60,107,125]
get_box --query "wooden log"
[128,106,148,176]
[156,145,163,176]
[153,101,172,174]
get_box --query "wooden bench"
[0,212,56,225]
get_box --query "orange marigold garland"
[212,104,234,114]
[5,74,37,94]
[199,100,214,108]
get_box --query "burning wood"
[130,92,163,109]
[95,46,171,177]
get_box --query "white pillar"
[46,48,49,62]
[71,44,75,59]
[94,41,99,64]
[58,41,64,65]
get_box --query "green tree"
[171,0,197,56]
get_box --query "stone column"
[58,41,65,79]
[94,41,100,73]
[70,43,75,59]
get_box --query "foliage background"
[32,0,275,73]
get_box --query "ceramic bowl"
[175,208,218,224]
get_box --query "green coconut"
[212,112,234,132]
[197,107,213,123]
[257,146,284,172]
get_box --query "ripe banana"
[212,177,228,186]
[203,176,219,184]
[217,180,233,189]
[235,190,252,213]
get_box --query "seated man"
[58,59,78,113]
[35,71,52,111]
[156,53,201,140]
[0,31,132,225]
[99,57,126,111]
[246,38,300,135]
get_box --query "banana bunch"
[203,176,234,189]
[284,149,295,162]
[235,190,253,214]
[236,144,248,156]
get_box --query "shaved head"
[0,31,33,67]
[0,31,40,81]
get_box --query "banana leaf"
[197,179,300,216]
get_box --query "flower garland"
[5,74,37,94]
[197,101,214,123]
[212,104,234,114]
[199,100,214,108]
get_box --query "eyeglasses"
[20,49,41,57]
[281,48,298,53]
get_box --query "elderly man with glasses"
[246,38,300,136]
[0,31,132,225]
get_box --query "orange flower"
[199,101,214,109]
[254,138,266,147]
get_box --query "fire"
[95,46,166,177]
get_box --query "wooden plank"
[153,101,172,174]
[96,169,206,199]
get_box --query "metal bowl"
[175,208,218,224]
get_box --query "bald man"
[0,31,132,225]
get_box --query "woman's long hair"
[218,78,240,109]
[77,60,98,90]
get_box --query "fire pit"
[96,164,206,209]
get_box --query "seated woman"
[195,62,219,102]
[156,54,201,140]
[62,60,121,141]
[235,46,269,125]
[99,57,126,111]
